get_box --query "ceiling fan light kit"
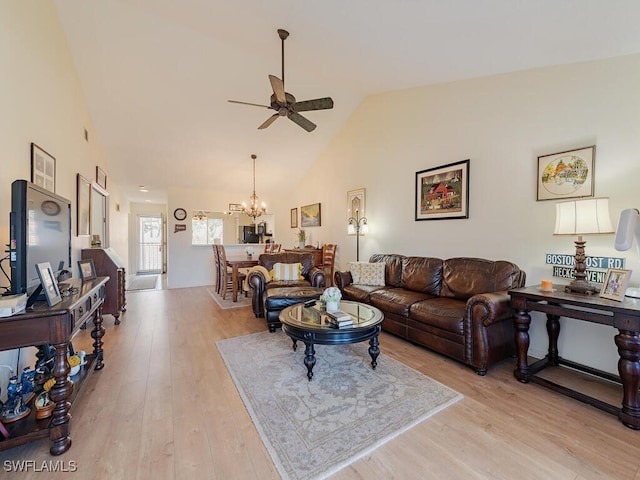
[228,29,334,132]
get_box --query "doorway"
[136,214,164,274]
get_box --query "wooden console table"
[283,248,323,267]
[0,276,108,454]
[509,285,640,429]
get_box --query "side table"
[509,284,640,429]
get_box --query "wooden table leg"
[615,329,640,429]
[546,312,561,365]
[92,304,106,370]
[232,265,239,302]
[513,306,531,382]
[48,342,73,455]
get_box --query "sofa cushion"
[401,256,443,295]
[409,297,465,335]
[358,262,386,286]
[441,257,522,300]
[259,252,314,276]
[370,288,434,316]
[348,261,364,284]
[342,284,385,303]
[270,262,304,281]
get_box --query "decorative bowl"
[69,364,81,376]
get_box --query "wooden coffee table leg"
[304,342,316,381]
[369,335,380,369]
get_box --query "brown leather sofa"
[247,252,326,331]
[334,254,526,375]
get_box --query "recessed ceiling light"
[139,185,149,193]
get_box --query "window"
[192,217,223,245]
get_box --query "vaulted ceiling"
[53,0,640,204]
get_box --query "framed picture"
[31,143,56,193]
[301,203,321,227]
[35,262,62,307]
[537,146,595,201]
[347,188,366,234]
[228,203,243,213]
[415,159,470,221]
[290,208,298,228]
[77,174,91,236]
[96,166,107,189]
[600,268,632,301]
[78,259,97,281]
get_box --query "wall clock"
[173,208,187,221]
[41,200,61,216]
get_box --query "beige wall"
[289,53,640,372]
[0,2,128,380]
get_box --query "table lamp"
[554,197,614,294]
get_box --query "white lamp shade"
[554,198,614,235]
[361,224,369,234]
[347,224,355,235]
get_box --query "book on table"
[325,317,353,328]
[0,293,27,318]
[326,310,351,322]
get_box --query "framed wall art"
[228,203,243,213]
[96,166,107,189]
[77,174,91,236]
[290,208,298,228]
[537,145,595,201]
[599,268,631,301]
[300,203,321,227]
[347,188,365,234]
[31,143,56,193]
[415,159,470,221]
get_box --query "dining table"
[225,255,259,302]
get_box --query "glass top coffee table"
[279,300,384,381]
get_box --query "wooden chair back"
[322,244,337,286]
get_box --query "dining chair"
[322,244,337,286]
[212,244,222,294]
[217,245,247,300]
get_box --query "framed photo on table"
[78,259,97,281]
[600,268,631,301]
[537,146,595,201]
[35,262,62,307]
[31,143,56,193]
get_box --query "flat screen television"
[9,180,72,297]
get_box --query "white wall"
[287,54,640,373]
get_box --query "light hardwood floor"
[2,286,640,479]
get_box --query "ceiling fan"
[228,29,334,132]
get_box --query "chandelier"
[242,154,267,220]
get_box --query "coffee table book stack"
[325,309,353,328]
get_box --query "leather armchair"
[248,252,326,318]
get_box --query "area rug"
[216,331,462,480]
[126,274,159,291]
[207,287,252,309]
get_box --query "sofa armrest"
[334,271,353,292]
[248,269,269,318]
[466,291,512,327]
[307,267,327,288]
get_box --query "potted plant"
[322,286,342,312]
[297,229,306,249]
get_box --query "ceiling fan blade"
[228,100,271,108]
[293,97,334,112]
[268,75,286,104]
[258,113,280,130]
[288,112,316,132]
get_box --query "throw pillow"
[358,262,386,286]
[270,262,304,281]
[349,261,363,284]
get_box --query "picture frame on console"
[301,203,321,227]
[600,268,631,301]
[78,259,97,281]
[537,145,595,201]
[290,208,298,228]
[415,159,469,221]
[31,143,56,193]
[35,262,62,307]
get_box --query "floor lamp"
[554,197,613,294]
[348,210,368,261]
